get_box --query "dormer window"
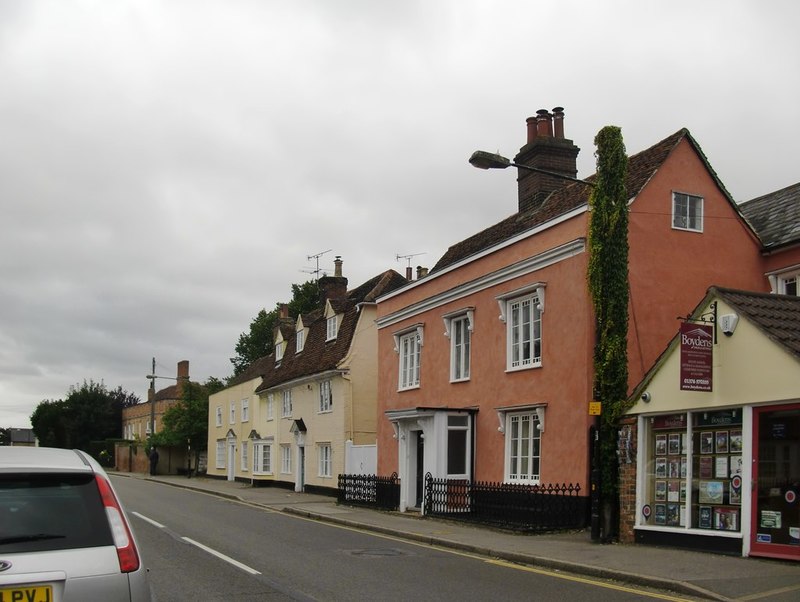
[326,315,338,340]
[324,300,340,341]
[275,340,284,363]
[295,316,307,353]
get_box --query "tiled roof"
[153,381,200,402]
[348,269,408,303]
[432,128,737,273]
[739,182,800,250]
[252,270,406,393]
[226,355,274,388]
[713,287,800,360]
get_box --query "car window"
[0,473,114,553]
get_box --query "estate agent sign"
[679,322,713,391]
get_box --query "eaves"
[376,237,585,329]
[376,204,587,305]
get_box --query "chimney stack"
[514,106,580,213]
[319,257,348,303]
[176,360,189,397]
[406,266,413,280]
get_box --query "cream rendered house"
[207,258,406,493]
[207,355,275,483]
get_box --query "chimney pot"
[552,107,565,138]
[334,256,343,278]
[406,266,413,280]
[536,109,553,137]
[526,116,538,143]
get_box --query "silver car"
[0,447,151,601]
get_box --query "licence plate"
[0,585,53,601]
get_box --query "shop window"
[691,410,743,531]
[643,410,742,532]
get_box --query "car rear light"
[94,475,141,573]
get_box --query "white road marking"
[132,512,260,576]
[131,512,165,529]
[182,537,262,575]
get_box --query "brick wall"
[618,416,638,543]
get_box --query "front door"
[415,431,425,508]
[296,446,305,492]
[227,440,236,481]
[751,404,800,560]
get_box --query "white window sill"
[505,363,542,373]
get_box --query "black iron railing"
[338,473,400,511]
[424,473,588,532]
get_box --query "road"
[112,476,698,601]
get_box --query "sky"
[1,0,798,428]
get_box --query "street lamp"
[469,150,595,187]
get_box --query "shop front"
[622,288,800,559]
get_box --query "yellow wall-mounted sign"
[589,401,602,416]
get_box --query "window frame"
[446,414,471,479]
[266,393,274,421]
[281,444,292,474]
[282,389,293,418]
[240,439,249,472]
[215,440,225,469]
[241,398,249,423]
[326,315,338,340]
[778,269,799,296]
[229,401,236,424]
[503,291,542,371]
[318,443,332,478]
[444,310,473,382]
[253,441,273,475]
[319,379,333,413]
[215,406,222,427]
[504,410,542,485]
[295,329,305,353]
[672,192,704,232]
[395,325,423,390]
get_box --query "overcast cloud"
[1,0,798,428]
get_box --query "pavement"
[117,472,800,601]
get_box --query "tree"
[30,381,140,450]
[230,279,320,375]
[152,379,214,472]
[587,125,629,542]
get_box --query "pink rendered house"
[375,108,766,513]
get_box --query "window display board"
[643,409,742,533]
[647,414,688,527]
[693,410,741,531]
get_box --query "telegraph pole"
[147,357,156,447]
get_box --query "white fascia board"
[376,237,585,330]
